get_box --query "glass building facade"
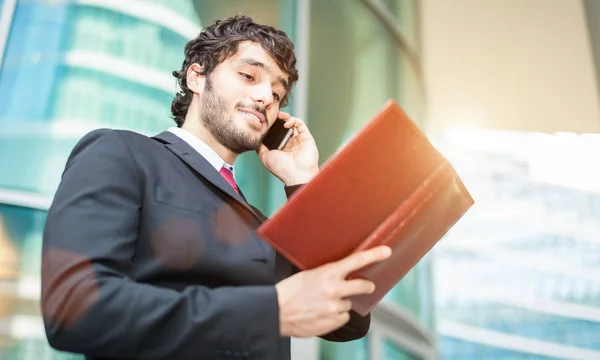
[6,1,600,360]
[0,1,200,359]
[431,130,600,359]
[0,1,431,359]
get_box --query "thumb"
[256,143,269,159]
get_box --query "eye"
[239,73,254,81]
[272,92,281,102]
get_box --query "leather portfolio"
[257,100,474,316]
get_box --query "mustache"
[236,102,268,124]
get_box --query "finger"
[283,117,295,128]
[316,312,351,337]
[277,111,292,121]
[256,143,269,157]
[335,299,353,313]
[338,279,376,298]
[335,246,392,277]
[284,117,310,135]
[333,311,351,327]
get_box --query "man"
[41,15,391,360]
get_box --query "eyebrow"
[239,57,289,91]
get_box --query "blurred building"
[432,130,600,359]
[422,0,600,359]
[10,1,600,359]
[0,0,199,358]
[6,1,600,360]
[0,1,431,360]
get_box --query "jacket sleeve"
[41,129,280,359]
[283,184,372,342]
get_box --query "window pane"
[308,1,432,358]
[308,0,429,325]
[384,339,421,360]
[194,0,281,29]
[320,336,425,360]
[320,336,368,360]
[440,337,560,360]
[66,5,192,73]
[0,204,79,359]
[433,130,600,358]
[0,0,195,195]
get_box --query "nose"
[250,81,274,107]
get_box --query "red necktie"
[219,166,239,194]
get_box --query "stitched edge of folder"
[352,163,474,281]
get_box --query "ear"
[186,63,205,94]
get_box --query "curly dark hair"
[170,15,299,127]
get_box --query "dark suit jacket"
[41,129,370,360]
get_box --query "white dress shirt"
[167,127,235,177]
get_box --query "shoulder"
[66,128,160,168]
[76,128,152,145]
[72,128,159,153]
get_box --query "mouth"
[238,108,265,126]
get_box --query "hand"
[257,111,319,186]
[275,246,392,338]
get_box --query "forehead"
[225,41,288,80]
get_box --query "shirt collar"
[167,127,234,175]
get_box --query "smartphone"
[262,118,293,150]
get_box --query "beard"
[200,77,267,154]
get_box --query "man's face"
[200,41,289,154]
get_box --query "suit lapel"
[152,131,260,220]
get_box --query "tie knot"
[219,166,239,193]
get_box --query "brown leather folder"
[257,100,474,316]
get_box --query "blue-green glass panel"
[50,66,173,132]
[0,1,187,195]
[66,4,192,73]
[148,0,200,25]
[309,0,429,332]
[0,204,83,360]
[384,340,420,360]
[320,336,368,360]
[434,132,600,358]
[440,338,563,360]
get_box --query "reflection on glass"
[67,5,192,73]
[433,129,600,359]
[384,339,420,360]
[320,336,368,360]
[0,1,195,196]
[0,214,19,353]
[0,1,200,359]
[440,337,559,360]
[194,0,281,28]
[0,204,81,360]
[0,215,19,280]
[308,0,430,335]
[321,337,424,360]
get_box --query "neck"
[181,96,238,165]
